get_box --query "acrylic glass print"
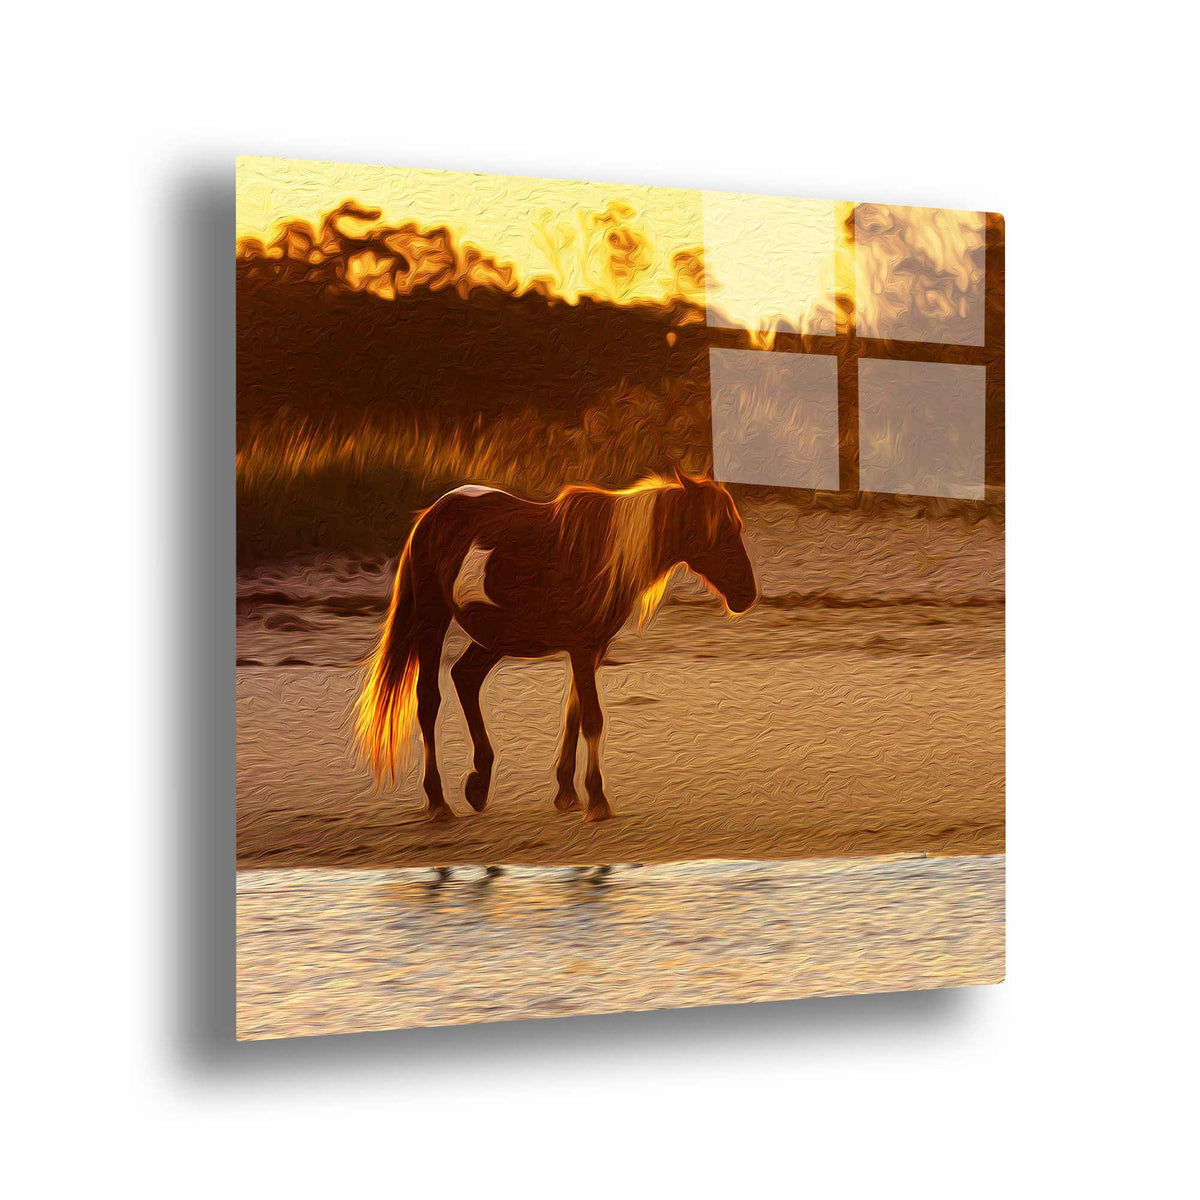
[236,157,1004,1039]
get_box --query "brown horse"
[355,471,757,822]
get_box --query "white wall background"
[6,3,1196,1194]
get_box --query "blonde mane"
[556,476,681,630]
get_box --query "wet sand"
[237,853,1004,1039]
[237,596,1003,868]
[237,501,1003,867]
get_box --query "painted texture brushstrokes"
[235,157,1004,1039]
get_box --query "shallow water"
[237,853,1004,1039]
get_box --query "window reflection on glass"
[710,348,839,490]
[702,192,838,335]
[859,359,986,499]
[855,204,985,346]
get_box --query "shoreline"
[236,844,1004,873]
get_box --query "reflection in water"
[237,854,1004,1039]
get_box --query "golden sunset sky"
[237,157,987,343]
[236,156,845,333]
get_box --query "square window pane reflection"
[710,348,839,491]
[855,204,985,346]
[702,192,837,335]
[858,359,986,499]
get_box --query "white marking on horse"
[453,542,499,610]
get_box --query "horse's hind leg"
[570,647,613,823]
[451,641,502,811]
[552,676,582,813]
[416,612,453,821]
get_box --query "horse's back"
[412,486,545,591]
[422,484,540,539]
[412,485,582,652]
[442,484,504,500]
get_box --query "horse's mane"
[552,476,682,629]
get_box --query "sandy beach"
[237,502,1003,870]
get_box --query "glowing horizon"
[237,157,986,341]
[236,156,847,332]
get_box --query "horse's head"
[671,471,757,614]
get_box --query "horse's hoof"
[427,803,456,823]
[464,771,490,812]
[554,790,582,813]
[584,802,614,823]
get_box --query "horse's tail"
[355,529,422,785]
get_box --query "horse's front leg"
[552,675,582,812]
[451,641,502,811]
[570,647,613,823]
[416,619,453,821]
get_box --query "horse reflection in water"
[356,471,757,823]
